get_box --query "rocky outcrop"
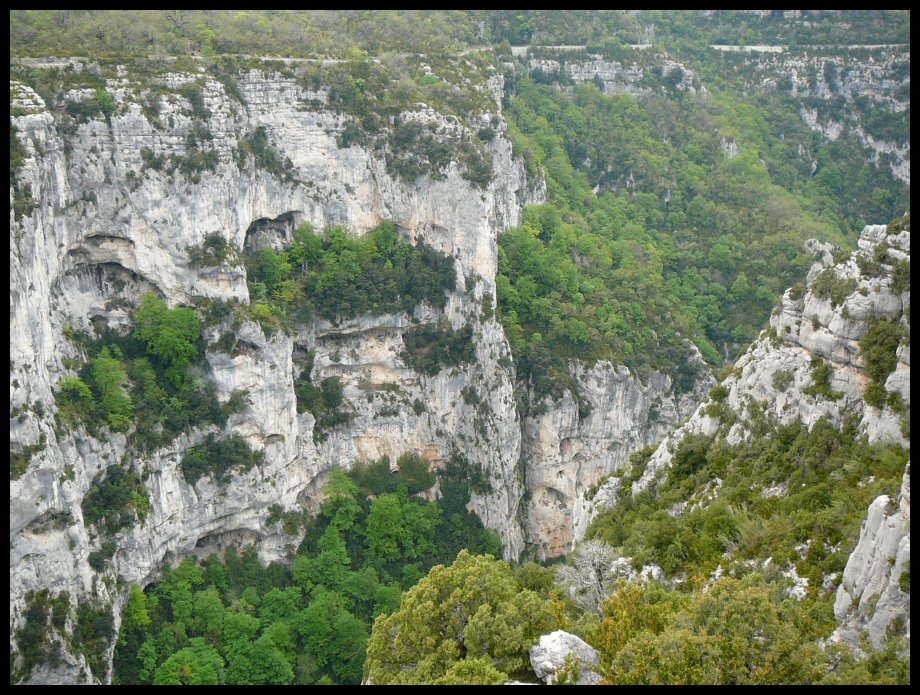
[833,467,911,652]
[586,220,910,652]
[523,359,712,559]
[617,222,910,496]
[713,46,911,183]
[529,630,602,685]
[527,53,704,96]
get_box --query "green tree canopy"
[365,550,555,684]
[133,293,201,386]
[152,638,225,685]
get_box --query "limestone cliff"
[9,57,709,682]
[713,45,911,184]
[617,222,910,497]
[833,467,910,652]
[522,359,711,560]
[520,43,910,185]
[525,50,704,96]
[9,57,538,682]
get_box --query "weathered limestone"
[833,468,911,652]
[529,630,602,685]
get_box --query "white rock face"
[833,468,911,652]
[527,54,704,96]
[738,48,911,183]
[529,630,602,685]
[10,59,709,683]
[523,358,712,559]
[9,61,542,682]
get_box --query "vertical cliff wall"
[9,59,534,680]
[9,57,716,682]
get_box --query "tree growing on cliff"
[133,293,201,386]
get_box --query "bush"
[860,318,905,388]
[365,551,555,684]
[88,540,118,571]
[81,465,149,535]
[140,146,165,171]
[168,148,219,182]
[294,358,354,442]
[351,453,436,496]
[401,321,475,376]
[811,268,857,308]
[73,602,114,679]
[863,383,887,409]
[890,259,910,295]
[802,357,843,400]
[85,346,134,430]
[56,298,225,452]
[245,221,456,328]
[180,433,264,485]
[187,233,237,268]
[237,126,298,183]
[12,591,54,682]
[133,294,202,387]
[177,82,210,121]
[771,369,793,391]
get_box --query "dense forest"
[111,456,500,684]
[10,10,910,686]
[9,10,909,58]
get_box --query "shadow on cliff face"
[244,211,303,253]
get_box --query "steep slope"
[9,56,716,683]
[523,361,709,559]
[587,217,910,651]
[9,57,538,682]
[708,44,910,184]
[833,466,910,651]
[630,220,909,495]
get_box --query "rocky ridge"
[833,466,910,651]
[587,219,911,650]
[716,45,911,183]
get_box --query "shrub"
[351,453,436,496]
[802,357,843,400]
[401,321,475,376]
[81,465,149,535]
[294,354,354,442]
[811,268,857,308]
[187,233,238,268]
[860,319,905,386]
[180,433,264,485]
[237,126,298,183]
[771,369,793,392]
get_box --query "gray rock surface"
[523,358,712,559]
[9,58,710,682]
[716,47,911,183]
[9,60,539,682]
[529,630,602,685]
[833,468,911,652]
[528,54,703,97]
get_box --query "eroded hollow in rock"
[243,210,303,253]
[192,528,268,561]
[52,261,163,333]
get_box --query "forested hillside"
[9,10,909,685]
